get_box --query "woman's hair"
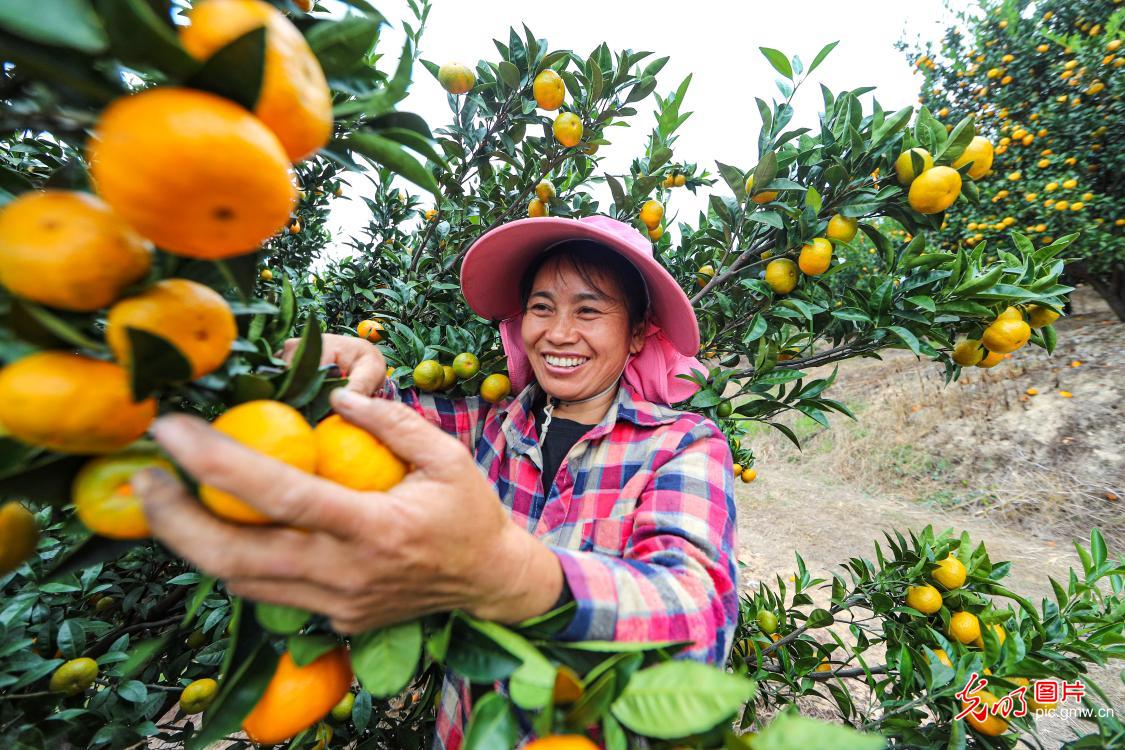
[517,240,649,330]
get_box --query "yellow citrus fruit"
[479,373,511,403]
[437,62,476,94]
[242,648,352,746]
[330,691,355,721]
[932,648,953,667]
[535,179,556,202]
[0,190,152,312]
[0,352,156,454]
[49,657,99,695]
[180,0,332,162]
[412,359,444,392]
[696,265,716,288]
[798,237,832,276]
[962,689,1009,736]
[982,317,1031,354]
[260,268,274,281]
[88,87,296,259]
[552,113,583,148]
[756,609,778,633]
[826,214,858,242]
[741,468,758,483]
[106,279,237,380]
[952,338,985,367]
[908,167,962,214]
[744,175,778,203]
[906,584,943,614]
[200,401,316,524]
[528,198,549,218]
[764,258,798,294]
[953,136,995,179]
[648,226,664,241]
[533,69,565,110]
[977,350,1004,368]
[639,200,664,228]
[525,737,599,750]
[72,452,175,539]
[0,501,39,574]
[674,174,686,187]
[179,677,219,714]
[1026,304,1060,328]
[314,415,407,492]
[552,665,584,705]
[933,555,967,589]
[356,319,383,342]
[732,462,743,475]
[452,353,480,380]
[895,147,935,185]
[441,365,456,390]
[949,611,982,644]
[995,305,1022,322]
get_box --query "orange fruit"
[179,677,219,714]
[732,462,743,475]
[932,648,953,667]
[479,373,511,403]
[976,350,1004,368]
[816,657,832,672]
[764,258,798,294]
[744,175,778,203]
[535,179,556,202]
[289,219,301,234]
[696,265,716,288]
[798,237,832,275]
[905,584,943,614]
[525,736,599,750]
[953,136,995,179]
[0,190,152,312]
[647,225,664,241]
[951,338,985,367]
[356,319,383,342]
[437,62,476,94]
[412,360,444,392]
[49,657,99,695]
[962,689,1009,736]
[528,197,549,217]
[180,0,332,162]
[741,468,758,483]
[674,173,686,187]
[314,415,407,491]
[756,609,778,633]
[330,691,355,721]
[441,365,456,390]
[552,113,583,148]
[260,268,274,281]
[533,69,566,110]
[106,279,237,380]
[0,352,156,454]
[72,451,175,539]
[452,352,480,380]
[982,317,1031,354]
[932,555,967,589]
[826,213,858,242]
[908,167,962,214]
[949,611,982,644]
[0,501,39,574]
[1026,304,1060,328]
[552,665,584,705]
[242,648,352,745]
[200,401,316,524]
[88,87,296,259]
[894,147,934,185]
[639,200,664,229]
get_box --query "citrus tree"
[0,2,1122,749]
[905,0,1125,319]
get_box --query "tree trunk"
[1067,260,1125,322]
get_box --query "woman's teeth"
[545,355,588,368]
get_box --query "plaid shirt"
[381,378,738,749]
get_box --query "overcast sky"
[323,0,969,260]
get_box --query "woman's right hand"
[280,333,386,395]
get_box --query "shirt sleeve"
[548,419,739,665]
[379,378,496,454]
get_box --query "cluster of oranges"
[529,179,556,218]
[951,303,1058,370]
[759,213,857,295]
[408,353,511,403]
[731,462,758,484]
[638,199,665,241]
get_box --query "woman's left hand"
[135,389,563,633]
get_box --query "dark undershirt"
[532,389,594,494]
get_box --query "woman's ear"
[629,321,646,354]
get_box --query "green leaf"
[351,621,422,698]
[758,47,793,79]
[306,15,382,76]
[807,608,834,628]
[96,0,197,77]
[715,161,746,197]
[125,327,194,401]
[11,299,104,351]
[808,41,839,73]
[287,634,338,667]
[885,326,921,355]
[611,661,755,739]
[0,0,107,52]
[497,60,520,88]
[276,314,322,403]
[871,106,913,147]
[751,712,884,750]
[255,603,310,635]
[189,641,278,750]
[185,27,266,111]
[459,616,555,710]
[346,133,438,193]
[120,632,174,680]
[462,693,518,750]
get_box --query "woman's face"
[521,257,645,403]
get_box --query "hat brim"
[460,217,700,356]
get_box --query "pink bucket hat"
[461,215,700,355]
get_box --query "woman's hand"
[135,389,563,633]
[281,333,385,396]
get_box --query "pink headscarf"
[499,313,705,406]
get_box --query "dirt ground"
[732,286,1123,746]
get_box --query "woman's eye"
[531,304,550,312]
